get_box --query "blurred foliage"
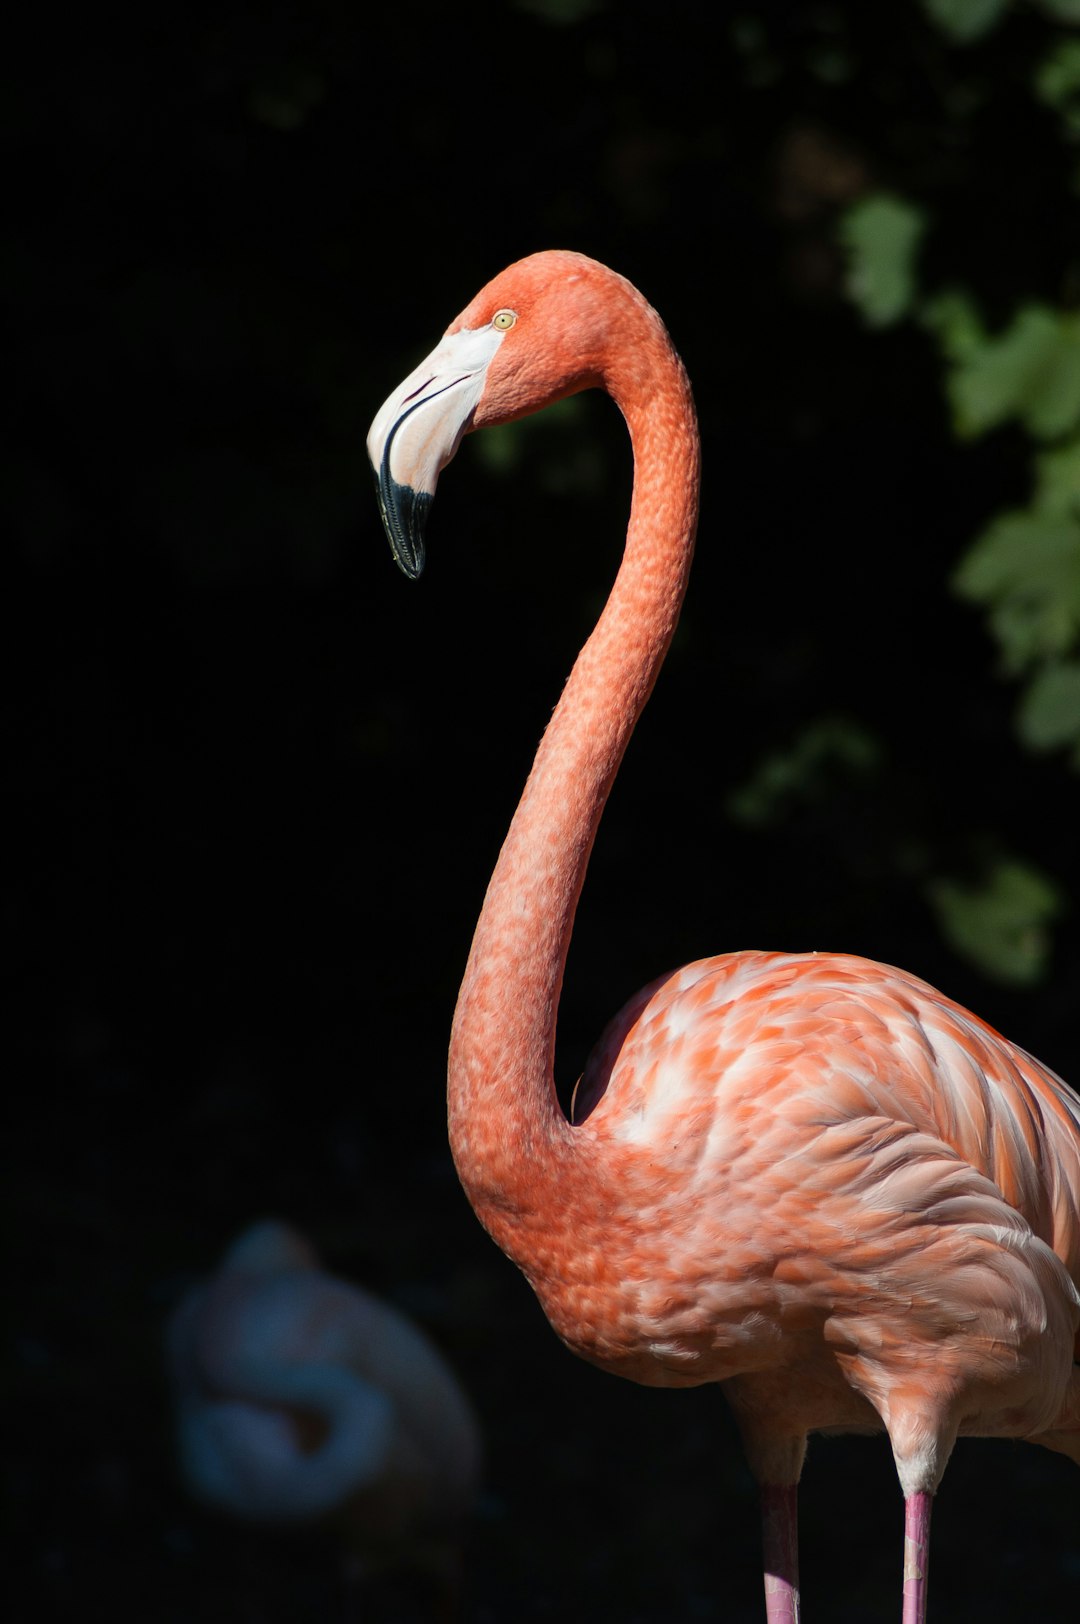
[951,440,1080,675]
[1040,0,1080,23]
[1035,34,1080,137]
[921,0,1011,43]
[923,0,1080,40]
[515,0,604,21]
[246,68,326,132]
[839,0,1080,980]
[471,396,604,496]
[928,855,1063,983]
[927,300,1080,440]
[727,716,882,828]
[839,195,927,325]
[1018,657,1080,759]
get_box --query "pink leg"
[761,1483,800,1623]
[902,1490,932,1624]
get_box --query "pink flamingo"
[367,251,1080,1622]
[168,1221,480,1560]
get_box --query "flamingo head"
[367,250,654,578]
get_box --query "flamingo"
[366,251,1080,1622]
[167,1220,480,1560]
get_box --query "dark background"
[10,1,1080,1619]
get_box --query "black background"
[11,2,1080,1619]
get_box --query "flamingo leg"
[901,1491,932,1624]
[761,1483,800,1623]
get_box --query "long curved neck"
[448,317,700,1249]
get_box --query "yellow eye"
[492,309,517,330]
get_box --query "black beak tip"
[372,459,430,580]
[395,545,425,581]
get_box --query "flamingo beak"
[367,324,507,578]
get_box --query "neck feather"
[447,322,700,1254]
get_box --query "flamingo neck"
[447,321,700,1255]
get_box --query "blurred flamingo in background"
[367,251,1080,1622]
[168,1220,480,1577]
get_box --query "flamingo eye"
[492,309,517,330]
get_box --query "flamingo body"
[368,251,1080,1619]
[566,954,1079,1457]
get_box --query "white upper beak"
[368,324,507,577]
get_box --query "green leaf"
[927,858,1063,985]
[921,0,1010,43]
[472,396,602,493]
[920,289,986,363]
[945,306,1080,440]
[1034,435,1080,518]
[726,716,881,828]
[246,70,326,132]
[1038,0,1080,23]
[953,508,1080,670]
[839,194,928,327]
[1035,37,1080,139]
[473,421,525,474]
[1016,660,1080,753]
